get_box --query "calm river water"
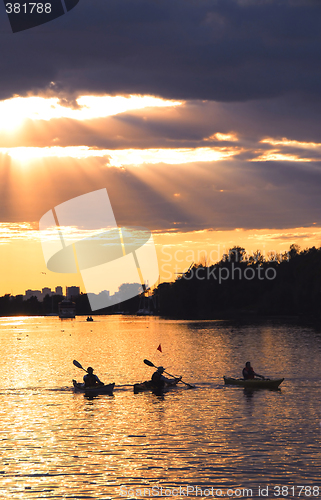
[0,316,321,499]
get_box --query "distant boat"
[136,285,155,315]
[86,316,94,322]
[136,308,154,316]
[58,299,76,319]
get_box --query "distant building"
[24,289,42,301]
[66,286,80,299]
[23,286,67,302]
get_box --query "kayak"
[72,379,115,395]
[223,376,284,389]
[134,378,181,394]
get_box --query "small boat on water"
[59,300,76,319]
[136,308,154,316]
[72,379,115,395]
[86,316,94,321]
[223,376,284,389]
[134,378,181,394]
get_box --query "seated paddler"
[242,361,265,380]
[151,366,181,388]
[151,366,170,388]
[83,367,104,387]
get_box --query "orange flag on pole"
[157,344,162,353]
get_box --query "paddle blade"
[73,359,84,370]
[143,359,156,368]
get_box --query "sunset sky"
[1,0,321,296]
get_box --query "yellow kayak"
[223,376,284,389]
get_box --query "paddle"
[143,359,195,388]
[73,359,88,373]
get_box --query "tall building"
[55,286,63,296]
[66,286,80,299]
[42,287,52,298]
[24,289,42,301]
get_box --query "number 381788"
[6,3,52,14]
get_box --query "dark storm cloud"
[0,0,321,101]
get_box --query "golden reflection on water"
[0,317,320,498]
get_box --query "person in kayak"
[83,367,104,387]
[151,366,181,389]
[243,361,265,380]
[151,366,167,389]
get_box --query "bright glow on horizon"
[0,222,37,244]
[0,146,239,165]
[0,223,120,245]
[2,222,321,243]
[0,94,183,130]
[1,222,321,296]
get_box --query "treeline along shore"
[155,244,321,319]
[1,244,321,319]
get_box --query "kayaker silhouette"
[242,361,265,380]
[83,367,104,387]
[151,366,167,389]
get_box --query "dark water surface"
[0,316,321,499]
